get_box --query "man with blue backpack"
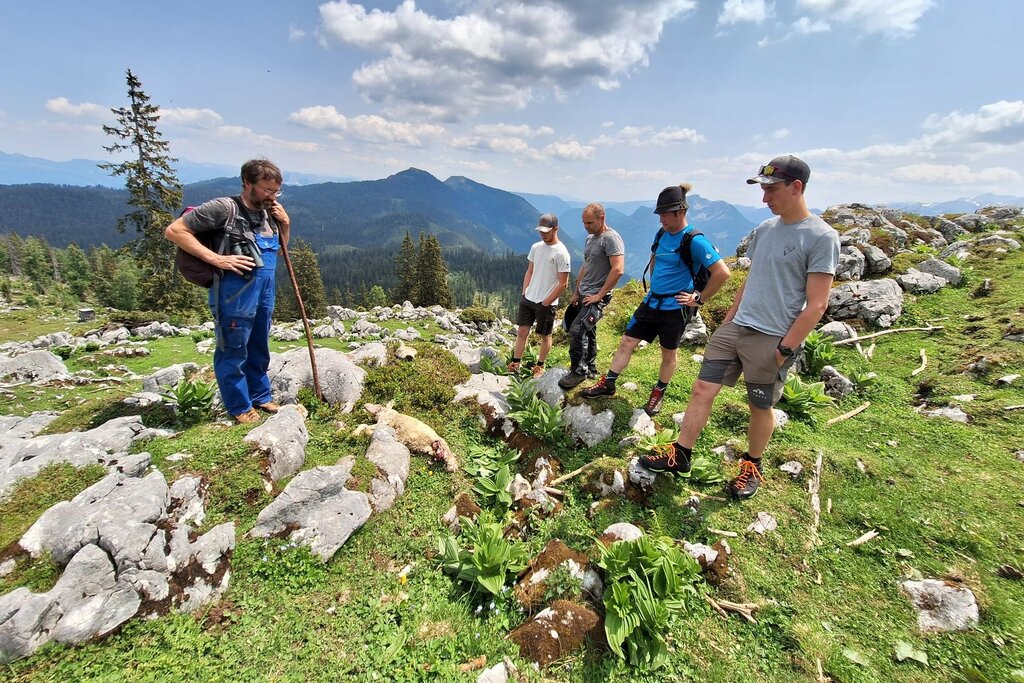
[581,183,730,416]
[164,158,290,424]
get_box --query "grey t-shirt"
[733,214,839,337]
[578,227,625,296]
[183,197,274,237]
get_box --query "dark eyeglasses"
[759,164,796,181]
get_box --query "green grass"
[2,250,1024,682]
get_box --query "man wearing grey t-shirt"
[558,203,624,389]
[640,156,839,500]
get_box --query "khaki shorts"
[697,321,796,409]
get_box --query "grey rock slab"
[0,350,70,384]
[747,512,778,535]
[827,278,904,328]
[563,404,612,447]
[168,475,206,526]
[141,363,199,394]
[50,544,141,645]
[916,258,963,286]
[268,347,366,412]
[818,321,858,342]
[365,424,411,512]
[0,589,60,663]
[627,457,657,490]
[601,523,644,542]
[900,579,979,632]
[898,268,947,294]
[244,405,309,482]
[821,365,855,400]
[923,406,969,423]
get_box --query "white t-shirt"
[524,240,571,305]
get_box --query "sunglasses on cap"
[758,164,798,181]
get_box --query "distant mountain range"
[2,150,1022,279]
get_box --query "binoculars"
[230,236,264,279]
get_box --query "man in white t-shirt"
[508,214,571,378]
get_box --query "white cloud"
[317,0,698,120]
[792,16,830,33]
[45,97,107,118]
[160,108,224,128]
[289,26,307,40]
[455,159,493,172]
[797,0,934,37]
[597,168,673,181]
[922,100,1024,146]
[890,163,1022,185]
[772,128,791,139]
[590,125,705,146]
[288,105,445,146]
[539,140,595,161]
[718,0,772,26]
[472,123,554,138]
[215,125,319,153]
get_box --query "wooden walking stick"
[279,240,323,401]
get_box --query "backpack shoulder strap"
[641,228,666,293]
[678,229,702,276]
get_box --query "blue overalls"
[210,231,279,417]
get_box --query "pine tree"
[20,237,53,294]
[89,245,120,307]
[329,285,343,306]
[60,244,92,299]
[100,68,199,313]
[366,285,389,308]
[415,233,452,308]
[274,239,327,320]
[393,231,418,304]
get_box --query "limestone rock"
[244,405,309,482]
[900,579,979,632]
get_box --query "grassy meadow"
[1,246,1022,683]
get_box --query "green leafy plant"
[463,443,520,479]
[437,514,528,596]
[161,376,217,426]
[51,345,74,360]
[801,330,837,377]
[596,535,703,669]
[777,375,834,423]
[191,329,215,342]
[541,563,586,604]
[478,353,506,375]
[242,539,326,593]
[850,369,878,392]
[459,306,497,325]
[473,464,515,510]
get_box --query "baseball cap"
[747,155,811,185]
[536,213,559,232]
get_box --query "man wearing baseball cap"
[508,213,571,378]
[640,155,839,501]
[580,183,730,416]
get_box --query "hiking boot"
[234,408,261,425]
[532,365,545,379]
[558,371,587,390]
[644,386,665,416]
[639,442,691,476]
[254,401,281,413]
[581,375,615,398]
[729,457,765,499]
[506,360,521,374]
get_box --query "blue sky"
[2,0,1022,208]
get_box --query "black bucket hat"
[654,184,690,214]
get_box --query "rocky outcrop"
[827,279,903,328]
[267,347,366,411]
[244,405,309,482]
[0,351,71,384]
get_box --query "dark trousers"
[567,299,607,374]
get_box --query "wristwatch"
[691,291,702,305]
[777,344,795,358]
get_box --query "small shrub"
[191,329,215,343]
[777,375,834,423]
[162,377,217,427]
[83,341,101,353]
[596,535,703,670]
[850,370,878,393]
[437,513,529,596]
[459,306,496,324]
[541,563,586,604]
[801,330,837,377]
[51,345,75,360]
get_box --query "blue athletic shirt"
[642,225,721,311]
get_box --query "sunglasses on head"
[759,165,797,181]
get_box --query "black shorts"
[516,296,556,335]
[624,301,685,350]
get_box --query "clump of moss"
[459,306,496,325]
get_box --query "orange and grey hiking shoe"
[729,457,765,499]
[254,401,281,413]
[532,364,546,379]
[639,442,691,476]
[581,374,616,398]
[644,386,665,416]
[234,408,261,425]
[506,360,522,374]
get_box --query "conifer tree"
[100,68,199,313]
[393,231,418,304]
[20,237,53,294]
[366,285,389,308]
[274,239,326,320]
[5,233,23,276]
[415,233,452,308]
[60,244,92,299]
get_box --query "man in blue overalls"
[165,159,290,423]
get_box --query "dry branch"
[833,325,944,347]
[1005,404,1024,411]
[846,529,880,546]
[911,348,928,376]
[549,461,597,487]
[707,528,739,538]
[704,595,759,623]
[805,450,823,550]
[826,401,870,426]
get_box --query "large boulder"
[827,279,903,328]
[267,347,366,412]
[897,268,947,294]
[916,258,962,286]
[0,351,70,385]
[244,405,309,482]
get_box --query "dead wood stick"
[816,658,832,683]
[826,401,870,426]
[549,461,598,486]
[704,595,759,623]
[846,529,880,546]
[541,486,564,497]
[910,348,928,376]
[805,450,823,550]
[833,325,944,346]
[687,489,729,502]
[707,528,739,538]
[1005,404,1024,411]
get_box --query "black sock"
[606,370,619,381]
[511,357,521,363]
[674,443,692,457]
[656,380,668,390]
[535,360,544,367]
